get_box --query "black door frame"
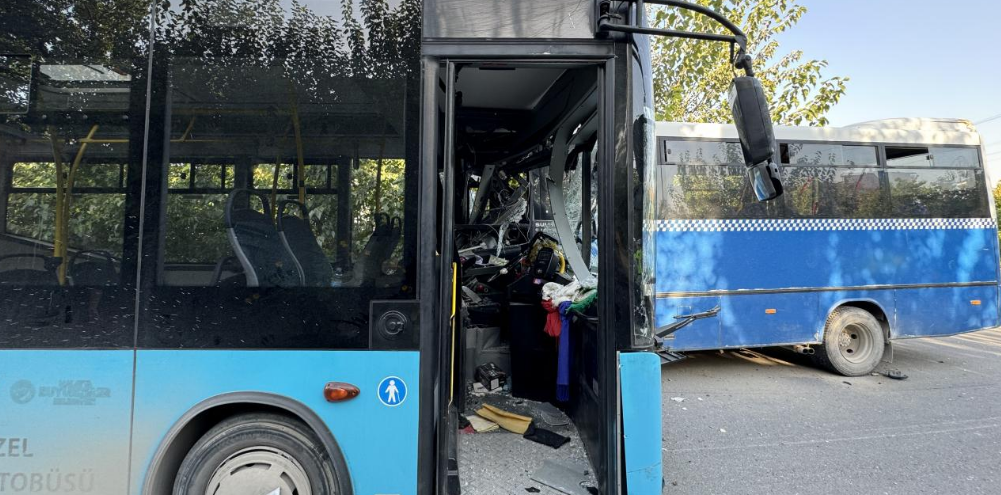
[416,49,623,494]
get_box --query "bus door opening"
[438,61,606,492]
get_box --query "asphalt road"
[661,328,1001,494]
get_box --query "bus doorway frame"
[418,48,623,494]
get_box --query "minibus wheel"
[813,307,885,377]
[172,412,339,495]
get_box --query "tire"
[173,412,340,495]
[813,307,885,376]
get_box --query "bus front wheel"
[814,307,885,377]
[172,412,339,495]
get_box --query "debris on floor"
[475,362,507,391]
[466,414,499,433]
[530,460,592,495]
[670,396,685,402]
[477,403,533,434]
[883,369,908,380]
[533,401,570,427]
[459,393,595,494]
[523,423,570,449]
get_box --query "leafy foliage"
[6,163,125,255]
[650,0,848,126]
[993,182,1001,244]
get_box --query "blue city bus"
[0,1,781,493]
[653,119,1000,376]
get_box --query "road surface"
[661,328,1001,494]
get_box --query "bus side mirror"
[0,54,32,114]
[730,76,782,201]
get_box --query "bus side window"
[3,161,129,286]
[780,143,883,219]
[0,57,143,348]
[657,139,774,220]
[136,12,421,348]
[886,146,988,218]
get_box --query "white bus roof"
[656,118,983,147]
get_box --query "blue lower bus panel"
[130,350,420,495]
[895,285,999,337]
[719,292,820,347]
[0,350,135,494]
[656,223,1000,348]
[620,351,663,494]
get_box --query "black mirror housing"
[730,76,782,200]
[747,160,783,202]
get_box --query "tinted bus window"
[930,147,980,168]
[0,54,31,114]
[780,143,885,218]
[781,143,878,166]
[7,167,128,257]
[661,139,743,165]
[0,2,147,348]
[140,0,421,349]
[657,164,780,219]
[888,169,988,218]
[886,146,980,169]
[782,166,886,218]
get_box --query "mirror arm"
[733,48,755,77]
[597,0,755,75]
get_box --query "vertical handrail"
[49,131,66,284]
[47,124,98,284]
[270,120,293,222]
[291,105,307,204]
[374,134,387,214]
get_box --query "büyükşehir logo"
[10,379,36,404]
[8,379,109,405]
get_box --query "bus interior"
[443,63,604,491]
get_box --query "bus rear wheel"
[814,307,885,377]
[172,412,339,495]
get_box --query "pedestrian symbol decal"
[378,376,407,407]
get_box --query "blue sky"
[775,0,1001,183]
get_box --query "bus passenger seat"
[0,253,60,285]
[225,189,302,287]
[211,256,246,286]
[354,214,401,285]
[277,200,334,287]
[69,250,117,286]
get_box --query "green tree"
[650,0,848,126]
[994,182,1001,244]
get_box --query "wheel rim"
[837,323,874,364]
[205,446,312,495]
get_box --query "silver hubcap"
[837,323,873,364]
[205,447,312,495]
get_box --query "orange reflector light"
[765,309,777,314]
[971,300,982,306]
[324,382,360,402]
